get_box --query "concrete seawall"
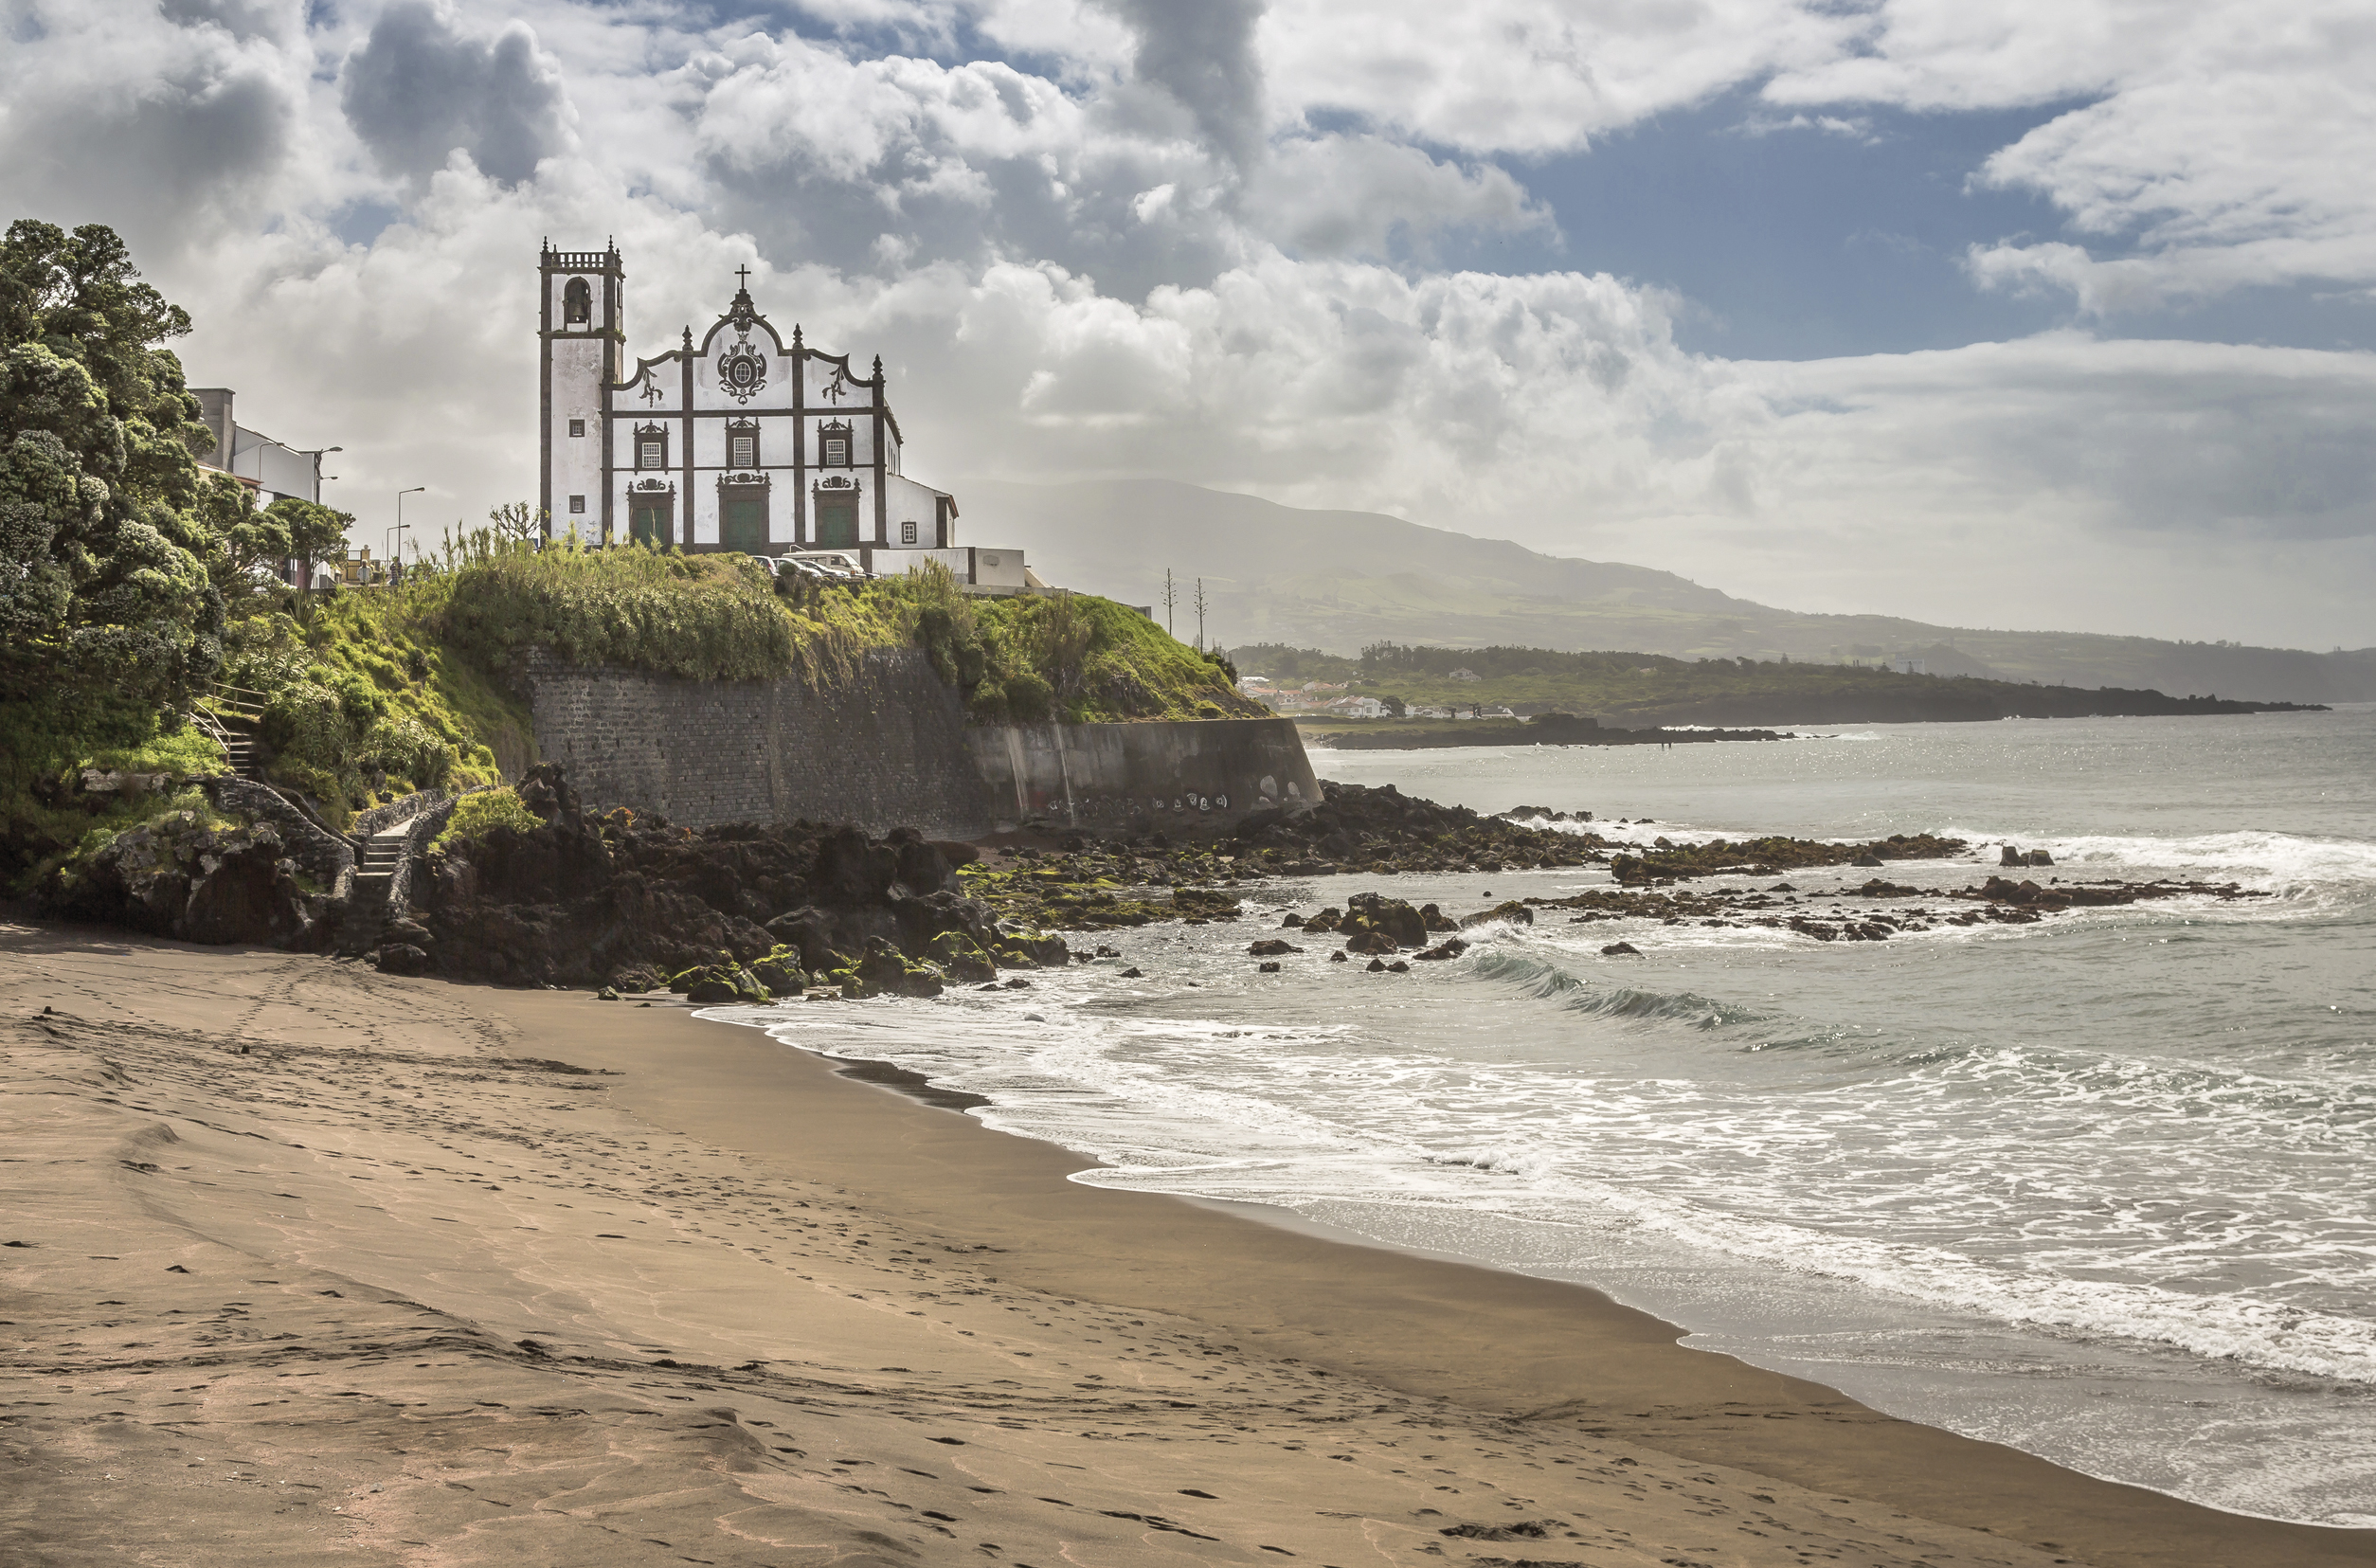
[968,716,1321,834]
[521,651,1322,839]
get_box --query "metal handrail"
[199,682,266,723]
[185,706,237,775]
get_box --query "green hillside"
[1234,641,2323,730]
[961,478,2376,705]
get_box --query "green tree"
[268,496,351,589]
[194,470,288,593]
[0,219,223,707]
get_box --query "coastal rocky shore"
[26,766,2213,989]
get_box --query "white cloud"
[0,0,2370,649]
[1763,0,2376,309]
[1258,0,1857,153]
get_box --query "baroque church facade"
[538,243,963,560]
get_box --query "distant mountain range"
[960,478,2376,706]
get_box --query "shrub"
[362,713,454,788]
[1003,670,1053,721]
[423,531,888,685]
[432,786,540,853]
[261,679,349,772]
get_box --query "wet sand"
[4,920,2370,1567]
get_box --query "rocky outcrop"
[37,812,323,948]
[404,765,1064,991]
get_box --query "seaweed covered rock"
[926,930,998,982]
[1608,831,1969,885]
[1459,900,1536,929]
[1226,781,1606,874]
[831,937,945,1000]
[1341,892,1428,948]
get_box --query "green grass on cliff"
[421,530,899,686]
[220,593,519,817]
[423,538,1257,725]
[0,687,218,890]
[880,563,1263,723]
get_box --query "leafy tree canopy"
[0,219,225,707]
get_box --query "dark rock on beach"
[38,812,320,949]
[412,765,1056,992]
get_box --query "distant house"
[1449,668,1482,682]
[191,387,331,507]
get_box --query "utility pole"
[1163,568,1177,638]
[1194,578,1208,651]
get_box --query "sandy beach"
[4,919,2370,1568]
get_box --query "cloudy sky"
[7,0,2373,649]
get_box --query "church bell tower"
[539,241,625,543]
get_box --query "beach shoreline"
[5,920,2370,1567]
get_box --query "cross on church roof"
[734,264,751,292]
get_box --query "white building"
[538,243,1029,587]
[190,388,329,506]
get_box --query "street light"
[389,486,425,586]
[309,446,343,500]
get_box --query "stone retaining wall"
[385,795,461,916]
[352,788,447,838]
[200,777,353,896]
[518,648,996,838]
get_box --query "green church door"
[628,498,671,548]
[816,502,858,550]
[721,495,768,551]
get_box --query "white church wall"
[884,475,944,547]
[549,334,606,537]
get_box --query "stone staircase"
[337,822,418,956]
[191,684,269,783]
[215,723,263,782]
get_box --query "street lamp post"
[390,487,425,586]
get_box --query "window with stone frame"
[728,420,760,471]
[635,423,669,471]
[900,519,917,545]
[819,420,851,467]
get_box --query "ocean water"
[719,707,2376,1526]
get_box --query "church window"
[634,424,669,471]
[729,420,760,470]
[718,475,770,551]
[563,277,591,325]
[901,520,917,545]
[568,419,585,438]
[568,495,585,514]
[819,421,852,467]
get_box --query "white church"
[538,242,1033,591]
